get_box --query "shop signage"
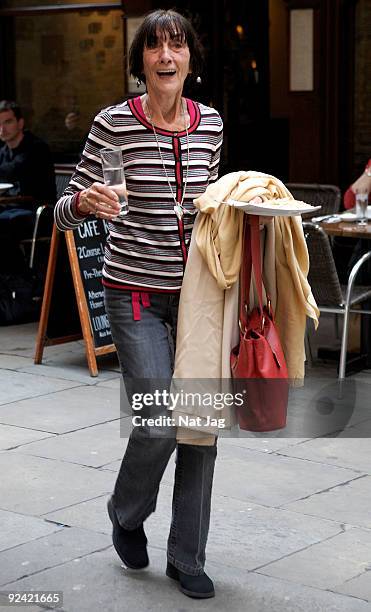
[35,218,115,376]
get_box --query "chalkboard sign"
[73,217,112,348]
[35,218,116,376]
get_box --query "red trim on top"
[173,136,182,204]
[126,95,198,270]
[74,192,89,218]
[102,279,181,293]
[177,217,188,265]
[170,124,188,266]
[128,96,201,135]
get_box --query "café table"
[318,218,371,240]
[318,215,371,371]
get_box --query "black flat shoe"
[107,497,149,569]
[166,561,215,599]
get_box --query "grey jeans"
[104,287,217,575]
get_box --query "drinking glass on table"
[355,188,369,226]
[100,147,128,217]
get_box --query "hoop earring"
[196,76,202,84]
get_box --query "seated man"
[0,100,56,271]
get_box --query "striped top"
[54,96,223,291]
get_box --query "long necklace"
[145,95,190,221]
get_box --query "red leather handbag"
[230,216,288,432]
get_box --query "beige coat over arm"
[174,171,320,446]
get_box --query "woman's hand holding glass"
[78,147,129,219]
[78,182,123,220]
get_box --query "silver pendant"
[174,203,184,220]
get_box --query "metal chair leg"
[339,250,371,380]
[338,308,350,380]
[29,205,45,269]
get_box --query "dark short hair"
[129,9,204,84]
[0,100,22,120]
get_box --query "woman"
[56,9,229,600]
[55,10,222,598]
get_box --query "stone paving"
[0,319,371,611]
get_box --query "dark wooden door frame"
[283,0,358,185]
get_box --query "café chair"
[287,183,341,218]
[28,164,74,269]
[303,221,371,379]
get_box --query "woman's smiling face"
[142,30,191,98]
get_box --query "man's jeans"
[104,287,217,575]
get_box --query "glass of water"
[100,147,128,217]
[355,189,368,226]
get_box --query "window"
[1,2,125,162]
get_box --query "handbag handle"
[239,215,265,332]
[239,220,251,331]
